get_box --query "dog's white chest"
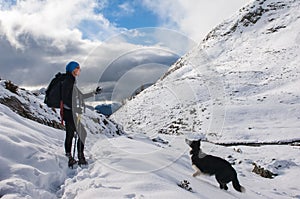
[197,149,207,159]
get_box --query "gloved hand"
[95,86,102,95]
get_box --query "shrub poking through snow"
[252,163,278,178]
[5,80,18,94]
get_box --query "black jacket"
[62,72,95,110]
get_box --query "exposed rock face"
[0,80,64,130]
[0,95,64,130]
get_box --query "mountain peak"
[203,0,295,43]
[112,0,300,143]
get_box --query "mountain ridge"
[112,0,300,144]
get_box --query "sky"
[0,0,250,102]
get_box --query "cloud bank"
[0,1,194,88]
[0,0,116,87]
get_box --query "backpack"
[44,72,66,108]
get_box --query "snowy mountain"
[1,0,300,198]
[112,0,300,144]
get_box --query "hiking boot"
[65,152,72,158]
[78,154,88,165]
[67,156,77,168]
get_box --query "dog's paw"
[240,186,246,193]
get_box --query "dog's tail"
[232,175,245,193]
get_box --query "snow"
[0,80,61,125]
[0,79,124,198]
[1,0,300,198]
[0,104,67,198]
[1,102,300,198]
[112,0,300,143]
[1,93,299,198]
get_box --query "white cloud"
[142,0,251,41]
[118,2,135,15]
[83,45,178,101]
[0,0,117,50]
[0,0,123,88]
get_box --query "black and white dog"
[186,139,245,192]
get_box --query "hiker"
[62,61,101,166]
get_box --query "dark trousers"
[63,109,87,157]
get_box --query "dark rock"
[252,163,278,178]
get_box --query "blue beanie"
[66,61,79,72]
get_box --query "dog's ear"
[185,138,192,146]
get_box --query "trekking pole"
[73,132,77,160]
[76,112,82,157]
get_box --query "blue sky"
[101,1,158,29]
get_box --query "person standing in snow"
[62,61,102,166]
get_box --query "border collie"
[185,139,245,192]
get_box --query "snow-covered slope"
[0,103,68,198]
[60,132,300,199]
[0,80,64,129]
[112,0,300,144]
[0,79,124,198]
[1,100,300,198]
[0,79,124,137]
